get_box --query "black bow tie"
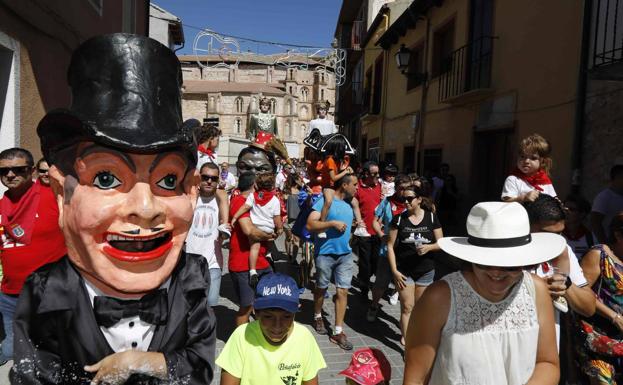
[93,289,168,328]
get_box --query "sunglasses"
[404,196,418,203]
[200,175,219,182]
[474,264,523,272]
[0,166,32,176]
[38,168,50,174]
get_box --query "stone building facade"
[179,55,336,163]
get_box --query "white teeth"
[106,233,166,242]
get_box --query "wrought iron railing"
[592,0,623,67]
[438,36,495,102]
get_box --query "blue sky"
[153,0,342,55]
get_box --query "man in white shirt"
[220,162,237,194]
[187,162,223,306]
[308,101,337,136]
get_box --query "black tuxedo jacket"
[9,252,216,385]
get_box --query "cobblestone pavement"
[0,239,406,385]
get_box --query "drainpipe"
[380,13,390,160]
[571,0,592,194]
[416,15,431,174]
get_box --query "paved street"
[0,238,406,385]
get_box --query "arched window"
[300,105,309,120]
[235,118,242,134]
[270,98,277,114]
[286,121,291,137]
[320,89,325,100]
[301,87,309,102]
[235,97,244,113]
[289,86,293,94]
[289,99,295,116]
[300,124,306,137]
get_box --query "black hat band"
[467,234,532,248]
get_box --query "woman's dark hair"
[404,185,435,212]
[609,213,623,243]
[523,194,566,224]
[237,146,277,172]
[322,135,349,163]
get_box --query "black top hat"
[37,33,197,165]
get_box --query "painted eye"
[93,171,121,190]
[157,174,178,190]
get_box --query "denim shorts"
[404,269,435,287]
[315,253,353,289]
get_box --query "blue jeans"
[207,268,222,307]
[0,293,18,360]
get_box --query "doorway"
[470,128,514,203]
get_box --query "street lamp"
[395,44,411,74]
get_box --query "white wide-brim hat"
[438,202,566,267]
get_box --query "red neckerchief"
[563,225,589,241]
[197,144,214,157]
[388,194,406,216]
[0,181,40,245]
[510,167,552,191]
[253,189,276,207]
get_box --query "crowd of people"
[0,33,621,385]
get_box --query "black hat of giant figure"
[37,33,198,164]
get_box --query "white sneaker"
[218,224,231,239]
[389,292,399,305]
[317,232,327,239]
[354,226,370,237]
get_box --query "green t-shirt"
[216,321,326,385]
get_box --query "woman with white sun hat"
[403,201,563,385]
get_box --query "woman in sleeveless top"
[403,202,564,385]
[578,213,623,385]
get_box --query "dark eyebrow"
[78,144,136,173]
[149,152,188,173]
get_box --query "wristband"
[249,269,257,276]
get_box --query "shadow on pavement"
[344,287,404,355]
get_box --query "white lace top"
[429,271,539,385]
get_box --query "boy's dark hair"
[610,164,623,180]
[255,172,276,191]
[394,173,411,187]
[0,148,34,166]
[564,194,591,215]
[194,124,221,144]
[523,194,566,224]
[238,173,256,192]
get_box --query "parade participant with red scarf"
[0,148,66,365]
[502,133,557,203]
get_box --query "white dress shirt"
[84,278,170,352]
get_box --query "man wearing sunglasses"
[186,162,223,307]
[0,147,66,365]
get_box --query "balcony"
[590,0,623,79]
[438,36,495,103]
[351,20,365,51]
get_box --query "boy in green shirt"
[217,273,326,385]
